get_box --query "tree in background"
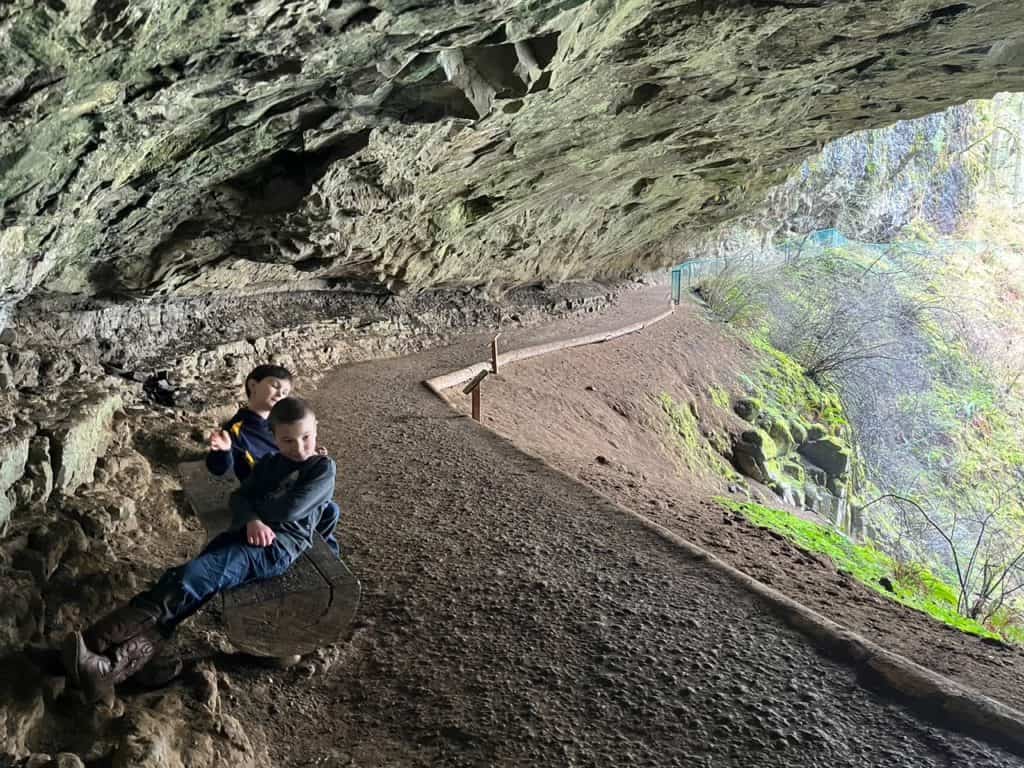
[688,94,1024,636]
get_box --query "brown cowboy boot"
[82,602,161,653]
[62,627,163,702]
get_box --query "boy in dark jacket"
[207,364,341,556]
[206,364,291,481]
[63,398,335,702]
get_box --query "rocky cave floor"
[3,286,1024,766]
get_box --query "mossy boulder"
[734,450,766,483]
[768,417,795,454]
[704,429,731,459]
[733,397,762,422]
[798,436,851,478]
[740,428,777,462]
[782,460,805,483]
[789,420,808,446]
[733,428,778,482]
[806,423,829,442]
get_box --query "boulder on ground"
[0,571,43,650]
[768,417,795,454]
[112,688,260,768]
[733,397,762,422]
[798,436,851,478]
[14,518,90,583]
[739,428,777,462]
[62,489,138,540]
[0,654,46,756]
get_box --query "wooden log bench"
[178,461,361,658]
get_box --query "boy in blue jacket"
[63,398,336,701]
[207,364,341,556]
[206,364,290,481]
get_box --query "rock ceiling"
[1,0,1023,318]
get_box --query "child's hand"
[209,429,231,452]
[316,446,329,457]
[246,520,276,547]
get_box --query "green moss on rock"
[740,427,778,462]
[806,423,828,441]
[799,436,851,478]
[661,393,741,481]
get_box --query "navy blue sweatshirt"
[228,454,336,559]
[205,407,277,482]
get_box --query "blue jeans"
[137,530,299,633]
[318,502,341,557]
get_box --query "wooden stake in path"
[491,333,501,374]
[462,369,490,422]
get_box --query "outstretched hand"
[246,520,276,547]
[209,429,231,452]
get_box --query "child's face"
[273,414,318,462]
[248,376,292,412]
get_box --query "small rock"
[25,755,53,768]
[195,663,219,711]
[595,455,609,465]
[55,755,86,768]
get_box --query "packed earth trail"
[224,287,1024,767]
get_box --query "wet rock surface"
[11,281,617,375]
[1,2,1023,318]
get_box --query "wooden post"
[462,369,490,422]
[491,333,501,374]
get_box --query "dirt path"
[461,294,1024,716]
[224,287,1024,767]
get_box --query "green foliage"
[717,498,1006,642]
[892,240,1024,522]
[660,394,741,482]
[709,385,731,410]
[747,333,848,434]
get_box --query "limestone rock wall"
[0,279,618,538]
[1,1,1023,325]
[11,281,616,372]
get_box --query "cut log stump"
[178,461,361,657]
